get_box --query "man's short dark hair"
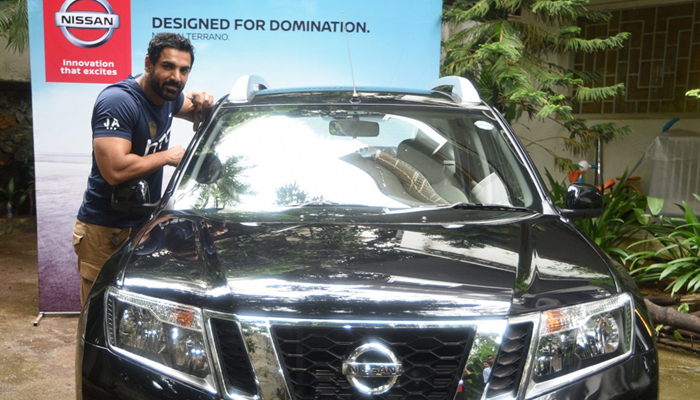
[147,33,195,66]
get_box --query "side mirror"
[111,179,159,215]
[196,153,223,184]
[561,183,603,220]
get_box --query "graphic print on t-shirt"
[102,118,120,131]
[148,120,157,138]
[143,128,171,156]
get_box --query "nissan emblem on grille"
[342,343,403,395]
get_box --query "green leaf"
[678,303,690,313]
[690,272,700,292]
[642,262,670,272]
[655,324,663,335]
[666,256,700,265]
[624,251,655,265]
[655,244,681,257]
[674,330,685,342]
[669,271,695,295]
[607,247,628,258]
[632,208,650,225]
[680,202,700,237]
[569,32,629,51]
[647,197,664,216]
[0,0,27,53]
[576,84,625,102]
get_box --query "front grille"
[486,322,532,398]
[211,318,258,395]
[272,326,474,400]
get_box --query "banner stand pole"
[33,312,80,327]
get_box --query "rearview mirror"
[111,179,159,215]
[329,118,379,137]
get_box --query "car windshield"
[173,104,541,213]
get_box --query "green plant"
[626,195,700,295]
[0,177,26,218]
[24,161,34,215]
[543,168,568,208]
[442,0,631,171]
[575,171,646,261]
[0,0,27,53]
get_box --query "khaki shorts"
[72,219,131,305]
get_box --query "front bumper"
[529,348,658,400]
[79,341,219,400]
[78,339,658,400]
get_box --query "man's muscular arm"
[94,137,184,186]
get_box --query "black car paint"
[79,209,657,397]
[105,211,620,318]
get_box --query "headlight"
[106,287,216,393]
[525,293,633,398]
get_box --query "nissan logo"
[342,343,403,395]
[55,0,120,48]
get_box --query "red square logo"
[44,0,132,84]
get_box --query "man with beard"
[73,33,214,305]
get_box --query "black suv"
[76,76,658,400]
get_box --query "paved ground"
[1,217,700,400]
[0,219,76,400]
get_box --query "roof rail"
[428,76,481,105]
[228,75,269,103]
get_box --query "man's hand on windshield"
[181,91,215,131]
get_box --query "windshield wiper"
[293,201,339,207]
[292,202,373,208]
[384,202,535,216]
[438,202,534,213]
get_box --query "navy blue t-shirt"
[77,76,185,228]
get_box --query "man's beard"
[148,73,182,101]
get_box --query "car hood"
[119,210,617,319]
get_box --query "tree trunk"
[645,295,679,306]
[644,299,700,335]
[656,338,700,355]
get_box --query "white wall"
[514,116,699,194]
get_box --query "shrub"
[626,195,700,294]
